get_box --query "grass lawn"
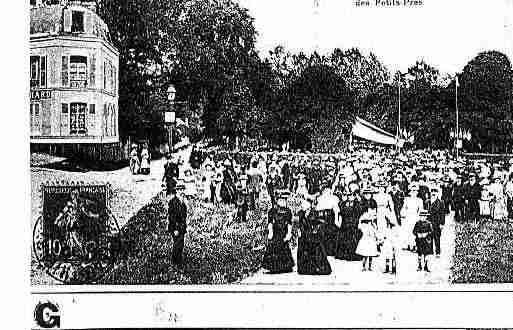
[452,217,513,283]
[100,195,271,284]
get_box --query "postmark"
[33,182,122,284]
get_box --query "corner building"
[30,1,120,159]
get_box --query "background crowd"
[162,146,513,274]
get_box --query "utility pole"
[313,0,321,52]
[455,75,460,161]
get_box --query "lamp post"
[166,84,176,153]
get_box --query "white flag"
[455,76,460,87]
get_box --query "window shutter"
[113,66,117,94]
[113,104,118,136]
[30,104,34,135]
[85,11,93,35]
[103,61,107,90]
[110,104,114,137]
[88,104,96,135]
[40,56,47,87]
[61,103,69,135]
[63,9,72,32]
[103,103,108,136]
[62,56,69,87]
[90,54,96,87]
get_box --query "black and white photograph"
[17,0,513,327]
[28,0,513,287]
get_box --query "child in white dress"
[356,207,379,271]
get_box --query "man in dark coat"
[167,180,188,265]
[390,181,405,226]
[428,187,446,257]
[163,153,180,188]
[451,175,465,222]
[464,173,481,222]
[441,176,453,215]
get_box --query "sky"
[237,0,513,74]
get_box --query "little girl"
[381,224,400,274]
[356,206,379,271]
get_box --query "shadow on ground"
[35,158,130,172]
[99,195,267,284]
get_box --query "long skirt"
[323,223,339,257]
[401,216,417,248]
[335,225,362,261]
[297,235,331,275]
[262,240,294,274]
[492,197,509,220]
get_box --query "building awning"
[351,116,397,145]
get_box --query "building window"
[30,103,41,134]
[70,103,87,135]
[71,11,85,33]
[69,56,88,88]
[30,56,39,87]
[30,55,47,88]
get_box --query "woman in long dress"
[400,184,423,251]
[314,181,340,257]
[489,175,508,220]
[139,145,150,175]
[262,190,294,274]
[335,191,363,261]
[129,145,139,175]
[295,173,310,199]
[200,160,215,202]
[374,181,396,247]
[297,198,332,275]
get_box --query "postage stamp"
[32,182,121,284]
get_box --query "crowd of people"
[163,146,513,274]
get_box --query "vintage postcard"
[27,0,513,327]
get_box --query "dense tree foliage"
[96,0,513,152]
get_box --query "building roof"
[30,4,112,44]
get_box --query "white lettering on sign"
[30,90,52,100]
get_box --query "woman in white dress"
[400,183,423,251]
[295,173,309,198]
[139,145,150,175]
[489,175,508,220]
[374,180,396,245]
[200,160,215,202]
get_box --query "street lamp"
[166,84,177,153]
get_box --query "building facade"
[30,0,119,156]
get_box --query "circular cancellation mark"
[33,182,122,284]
